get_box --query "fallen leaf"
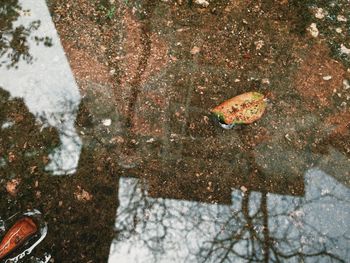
[211,91,267,127]
[74,186,93,202]
[6,179,21,196]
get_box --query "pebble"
[337,15,347,22]
[308,23,319,38]
[335,28,342,33]
[314,8,327,19]
[323,75,332,81]
[194,0,209,8]
[102,118,112,126]
[261,78,270,85]
[240,186,248,192]
[190,46,201,55]
[343,79,350,90]
[340,44,350,55]
[254,40,264,50]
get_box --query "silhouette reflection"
[109,170,349,262]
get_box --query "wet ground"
[0,0,350,262]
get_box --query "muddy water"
[1,0,350,262]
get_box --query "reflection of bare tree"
[110,171,350,263]
[0,0,52,69]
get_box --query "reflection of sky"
[0,0,81,175]
[109,169,350,262]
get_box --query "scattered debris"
[102,118,112,126]
[194,0,209,8]
[307,23,319,38]
[146,138,155,143]
[254,40,264,50]
[314,8,327,19]
[1,121,14,129]
[261,78,270,85]
[285,134,292,142]
[343,79,350,90]
[323,75,332,81]
[190,46,201,55]
[240,186,248,192]
[211,92,267,129]
[6,179,21,196]
[335,28,342,33]
[74,186,93,202]
[340,44,350,56]
[337,15,347,22]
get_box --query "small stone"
[314,8,327,19]
[343,79,350,90]
[146,138,155,143]
[194,0,209,8]
[307,23,319,37]
[190,46,201,55]
[74,186,93,202]
[323,75,332,80]
[337,15,347,22]
[261,78,270,85]
[110,136,124,144]
[340,44,350,56]
[254,40,264,50]
[102,119,112,126]
[335,28,342,33]
[234,78,241,82]
[240,186,248,192]
[109,69,116,75]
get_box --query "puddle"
[1,0,349,262]
[109,169,349,262]
[0,0,81,175]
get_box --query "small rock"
[146,138,155,143]
[194,0,209,8]
[340,44,350,56]
[102,118,112,126]
[110,136,124,144]
[314,8,327,19]
[323,75,332,81]
[307,23,319,37]
[240,186,248,192]
[335,28,342,33]
[74,186,93,202]
[234,78,241,82]
[190,46,201,55]
[343,79,350,90]
[254,40,264,50]
[337,15,347,22]
[261,78,270,85]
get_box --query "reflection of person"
[0,89,120,262]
